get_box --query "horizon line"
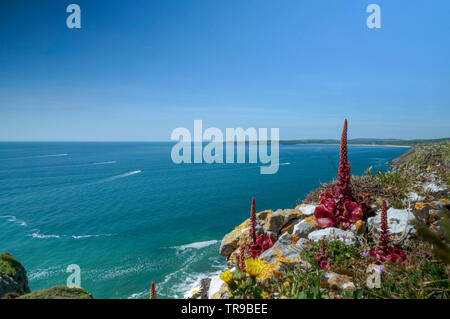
[0,137,448,143]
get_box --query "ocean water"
[0,142,408,299]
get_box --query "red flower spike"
[369,200,406,264]
[150,281,157,299]
[250,197,257,243]
[239,245,246,272]
[378,200,390,251]
[314,119,366,229]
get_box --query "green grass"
[301,239,360,272]
[371,170,411,208]
[18,286,93,299]
[0,252,22,277]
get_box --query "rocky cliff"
[0,252,30,298]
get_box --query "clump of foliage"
[302,239,360,272]
[415,215,450,264]
[314,119,367,229]
[247,235,276,258]
[353,241,450,299]
[1,292,19,299]
[315,240,331,270]
[220,258,265,299]
[274,265,325,299]
[369,200,406,264]
[370,170,410,208]
[0,252,22,277]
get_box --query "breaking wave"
[172,240,219,251]
[0,215,27,227]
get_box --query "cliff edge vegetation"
[198,121,449,300]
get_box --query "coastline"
[295,144,411,148]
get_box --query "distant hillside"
[280,137,450,146]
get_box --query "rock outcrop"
[219,208,305,257]
[0,252,30,298]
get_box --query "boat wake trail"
[101,170,142,182]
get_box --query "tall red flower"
[238,245,246,272]
[337,119,351,192]
[378,200,389,252]
[314,119,364,229]
[369,200,406,264]
[150,281,157,299]
[250,197,256,243]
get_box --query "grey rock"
[293,222,313,238]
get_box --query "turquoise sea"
[0,142,408,298]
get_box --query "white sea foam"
[0,215,28,227]
[172,240,219,251]
[28,266,64,280]
[91,161,116,165]
[36,153,68,158]
[26,229,116,240]
[71,233,116,239]
[27,230,60,239]
[128,290,149,299]
[102,170,142,182]
[258,162,290,168]
[100,264,146,280]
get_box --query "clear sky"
[0,0,449,141]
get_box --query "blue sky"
[0,0,449,141]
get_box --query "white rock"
[297,204,316,216]
[406,192,425,202]
[207,274,223,299]
[422,183,446,193]
[308,227,356,245]
[367,207,416,236]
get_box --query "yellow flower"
[283,281,290,288]
[220,269,233,284]
[244,258,265,277]
[415,203,426,210]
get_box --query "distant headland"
[280,137,450,147]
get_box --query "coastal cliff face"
[201,141,450,299]
[0,252,30,298]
